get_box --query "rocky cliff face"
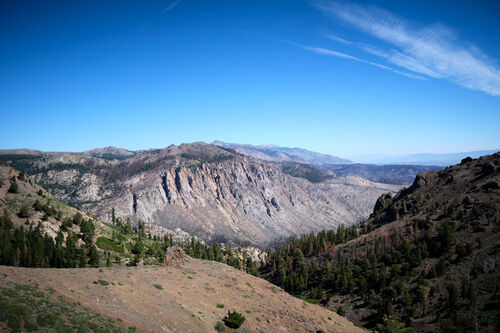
[0,143,400,246]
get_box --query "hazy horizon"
[1,141,498,165]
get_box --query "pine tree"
[106,251,112,267]
[88,244,100,267]
[212,242,222,262]
[131,239,144,256]
[337,224,346,244]
[437,220,455,253]
[418,285,430,316]
[126,218,132,234]
[8,177,19,193]
[78,246,88,267]
[65,231,78,267]
[446,283,458,312]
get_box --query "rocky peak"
[370,151,500,226]
[82,146,135,159]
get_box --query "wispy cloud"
[300,44,425,80]
[313,1,500,96]
[139,0,183,32]
[247,30,424,80]
[320,29,352,45]
[321,30,390,58]
[162,0,183,14]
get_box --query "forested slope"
[261,152,500,332]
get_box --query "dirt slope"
[0,257,365,333]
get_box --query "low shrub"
[18,205,31,218]
[336,305,346,316]
[214,321,226,332]
[36,312,59,328]
[223,311,246,329]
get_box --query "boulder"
[412,172,429,189]
[163,245,188,268]
[482,181,499,191]
[373,193,392,213]
[461,157,473,164]
[473,254,500,275]
[481,163,495,176]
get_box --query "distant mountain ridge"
[211,141,447,184]
[212,141,353,165]
[352,149,500,166]
[4,143,485,185]
[82,146,136,160]
[0,144,451,185]
[322,163,443,185]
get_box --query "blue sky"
[1,0,499,157]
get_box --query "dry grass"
[0,258,365,333]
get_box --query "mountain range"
[352,149,500,166]
[0,142,399,247]
[212,140,353,165]
[1,143,498,332]
[212,141,449,184]
[0,163,364,333]
[10,143,488,185]
[322,163,442,185]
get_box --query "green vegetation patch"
[153,284,163,290]
[0,283,131,333]
[214,321,226,332]
[97,280,110,286]
[96,237,125,254]
[222,311,246,329]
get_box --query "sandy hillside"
[0,257,365,333]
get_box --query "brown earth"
[0,258,365,333]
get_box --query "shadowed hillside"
[261,152,500,332]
